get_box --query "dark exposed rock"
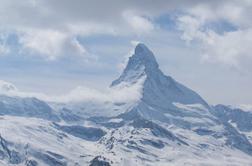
[140,139,165,149]
[53,123,106,141]
[26,159,38,166]
[130,118,188,145]
[89,156,111,166]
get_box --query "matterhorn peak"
[111,43,209,108]
[111,43,160,86]
[133,43,159,70]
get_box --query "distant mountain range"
[0,44,251,166]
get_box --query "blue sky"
[0,0,252,105]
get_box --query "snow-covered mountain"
[112,43,209,107]
[0,95,59,121]
[111,43,212,125]
[0,43,252,165]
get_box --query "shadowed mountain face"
[112,44,209,107]
[212,105,252,132]
[0,43,251,165]
[112,43,210,122]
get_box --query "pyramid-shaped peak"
[132,43,159,70]
[111,43,209,109]
[111,43,160,87]
[135,43,151,54]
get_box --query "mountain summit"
[112,43,209,111]
[111,43,159,86]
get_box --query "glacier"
[0,43,252,165]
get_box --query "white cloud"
[0,80,18,93]
[0,77,145,104]
[123,11,155,34]
[177,13,252,67]
[177,15,205,42]
[70,38,87,56]
[59,76,144,103]
[174,1,252,68]
[54,78,144,103]
[201,29,252,66]
[18,29,88,60]
[187,2,251,28]
[1,0,252,65]
[0,0,162,59]
[19,29,66,60]
[130,40,141,46]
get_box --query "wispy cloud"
[123,11,155,34]
[176,1,252,68]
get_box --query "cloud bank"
[1,0,252,67]
[0,78,145,104]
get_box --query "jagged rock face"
[52,122,106,141]
[89,156,111,166]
